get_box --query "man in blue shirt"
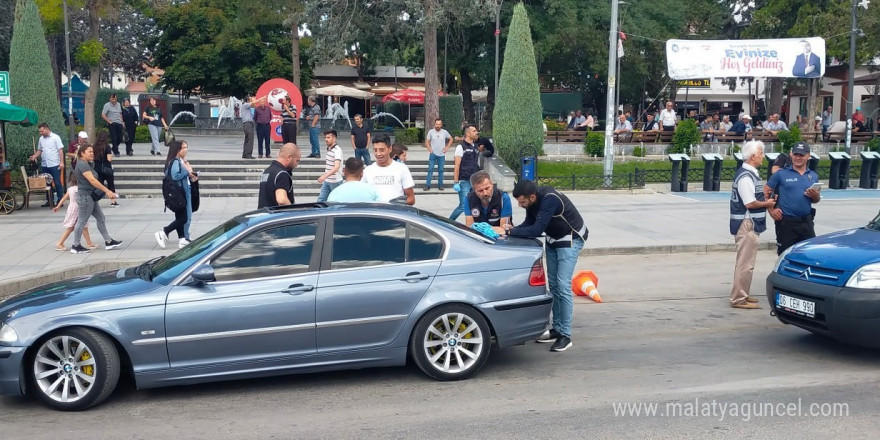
[328,157,380,203]
[464,171,512,234]
[730,114,752,135]
[764,141,821,254]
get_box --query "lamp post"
[603,0,621,186]
[845,0,860,155]
[63,0,75,143]
[494,0,503,95]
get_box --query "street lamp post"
[846,0,859,155]
[494,0,503,96]
[63,0,75,143]
[603,0,621,186]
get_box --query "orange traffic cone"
[572,270,602,303]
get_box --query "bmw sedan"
[0,203,551,410]
[767,211,880,347]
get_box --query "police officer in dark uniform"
[504,180,588,353]
[450,124,483,220]
[258,143,300,208]
[465,171,512,233]
[764,141,821,254]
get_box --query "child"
[52,180,97,251]
[391,142,408,163]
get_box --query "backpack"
[162,160,186,212]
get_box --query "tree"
[1,0,16,71]
[6,0,68,167]
[493,2,543,169]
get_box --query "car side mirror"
[191,264,216,285]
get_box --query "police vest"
[533,187,588,248]
[467,189,504,226]
[458,141,481,180]
[729,167,767,235]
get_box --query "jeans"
[256,123,271,157]
[317,180,342,202]
[148,124,162,154]
[309,126,321,156]
[73,192,111,246]
[545,237,585,338]
[354,147,372,165]
[426,153,445,187]
[42,165,64,203]
[449,180,472,220]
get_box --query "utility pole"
[846,0,859,155]
[603,0,620,186]
[494,0,503,95]
[63,0,75,143]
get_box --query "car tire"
[28,327,120,411]
[410,304,491,381]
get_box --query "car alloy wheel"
[30,328,120,411]
[411,304,491,381]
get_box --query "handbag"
[90,188,105,201]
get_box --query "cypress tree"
[7,0,67,167]
[492,2,543,170]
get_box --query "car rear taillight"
[529,259,546,286]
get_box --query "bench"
[750,132,779,143]
[714,132,745,143]
[827,131,876,144]
[629,131,659,143]
[545,130,588,143]
[657,131,675,143]
[800,132,821,143]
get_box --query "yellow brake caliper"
[79,349,94,378]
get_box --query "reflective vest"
[729,167,767,235]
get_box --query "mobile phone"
[809,183,822,191]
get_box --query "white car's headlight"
[846,263,880,289]
[0,323,18,344]
[773,246,794,273]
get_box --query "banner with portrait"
[666,38,826,79]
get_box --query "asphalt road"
[2,251,878,439]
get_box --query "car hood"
[787,227,880,270]
[0,267,162,320]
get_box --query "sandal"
[54,244,66,251]
[85,243,99,249]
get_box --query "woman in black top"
[280,96,298,145]
[92,131,119,207]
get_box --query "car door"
[165,219,323,368]
[315,215,444,353]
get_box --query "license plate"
[776,293,815,318]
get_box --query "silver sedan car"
[0,203,551,410]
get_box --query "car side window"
[212,222,317,282]
[407,224,443,261]
[331,217,406,269]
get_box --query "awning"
[311,85,375,99]
[0,101,39,125]
[828,71,880,86]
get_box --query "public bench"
[545,131,588,143]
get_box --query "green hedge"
[135,125,153,143]
[584,131,604,157]
[439,95,463,131]
[670,119,700,154]
[384,102,408,124]
[394,127,422,144]
[776,126,802,152]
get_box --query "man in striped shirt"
[317,130,344,202]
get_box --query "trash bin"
[701,153,723,192]
[828,152,851,189]
[859,151,880,189]
[808,152,820,172]
[669,153,690,192]
[733,152,744,170]
[520,145,538,182]
[765,152,780,177]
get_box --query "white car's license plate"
[776,293,815,318]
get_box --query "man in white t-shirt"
[29,122,66,206]
[317,129,344,202]
[424,118,452,190]
[362,133,416,205]
[658,101,678,132]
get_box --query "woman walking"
[142,96,169,156]
[69,144,123,254]
[155,140,198,249]
[93,131,119,207]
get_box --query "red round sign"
[255,78,303,143]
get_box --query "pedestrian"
[764,141,821,255]
[52,178,97,251]
[392,142,408,163]
[465,170,512,233]
[822,106,833,141]
[424,118,452,190]
[141,97,168,156]
[69,144,122,254]
[503,180,588,352]
[254,97,273,158]
[121,98,139,156]
[101,93,125,156]
[28,122,66,207]
[280,95,298,145]
[155,140,198,249]
[258,143,301,208]
[92,131,119,207]
[328,157,380,203]
[239,95,262,159]
[450,124,482,220]
[350,114,372,165]
[317,130,344,202]
[361,133,415,205]
[67,130,89,177]
[305,95,322,158]
[729,141,777,310]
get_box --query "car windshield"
[417,209,493,243]
[868,211,880,231]
[150,218,248,284]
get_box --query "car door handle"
[281,284,314,295]
[401,272,430,283]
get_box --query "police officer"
[764,141,821,254]
[450,124,483,220]
[258,143,301,208]
[464,171,512,233]
[504,180,588,352]
[729,141,777,309]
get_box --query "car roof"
[236,202,421,225]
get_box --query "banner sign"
[676,79,710,88]
[666,38,825,79]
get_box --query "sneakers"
[179,238,191,249]
[155,230,168,249]
[423,185,431,191]
[550,336,573,352]
[69,244,90,254]
[731,302,760,309]
[110,202,120,207]
[104,239,122,250]
[438,185,445,191]
[536,329,561,343]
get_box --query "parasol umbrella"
[313,85,375,99]
[381,89,444,123]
